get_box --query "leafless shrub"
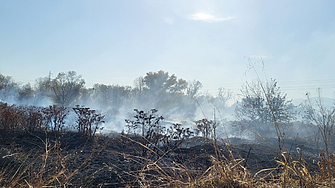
[18,105,44,132]
[303,90,335,184]
[0,103,43,131]
[125,109,195,157]
[195,118,218,142]
[125,109,164,149]
[26,107,43,132]
[42,105,69,132]
[73,105,105,138]
[165,123,194,150]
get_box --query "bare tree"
[304,90,335,159]
[133,76,145,94]
[51,71,85,106]
[235,79,295,125]
[34,72,53,99]
[186,80,203,98]
[218,87,232,107]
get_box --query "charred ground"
[0,129,323,187]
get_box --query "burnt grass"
[0,130,321,187]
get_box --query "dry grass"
[1,129,335,187]
[0,130,107,187]
[105,135,253,188]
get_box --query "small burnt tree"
[73,105,105,138]
[20,105,44,132]
[165,123,194,150]
[195,119,217,142]
[125,109,165,149]
[304,91,335,160]
[42,105,69,132]
[0,102,44,132]
[0,103,22,131]
[235,79,295,140]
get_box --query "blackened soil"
[0,130,321,187]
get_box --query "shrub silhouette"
[73,105,105,138]
[42,105,68,132]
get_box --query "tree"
[125,109,164,137]
[50,71,85,106]
[132,70,189,112]
[235,79,295,126]
[195,118,217,141]
[206,87,232,113]
[18,83,35,102]
[217,87,232,107]
[77,87,93,106]
[0,74,17,90]
[91,83,132,109]
[303,90,335,159]
[133,76,145,94]
[35,73,53,98]
[186,80,203,98]
[143,70,187,94]
[91,84,111,108]
[0,74,19,102]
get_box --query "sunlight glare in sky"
[0,0,334,99]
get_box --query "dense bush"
[0,102,105,139]
[0,102,43,131]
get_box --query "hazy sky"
[1,0,335,99]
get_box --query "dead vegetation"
[0,103,335,187]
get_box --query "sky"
[1,0,335,100]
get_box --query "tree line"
[0,70,333,136]
[1,71,200,104]
[0,70,306,124]
[0,70,228,121]
[2,70,335,166]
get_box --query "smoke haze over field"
[0,69,334,137]
[1,1,335,148]
[1,1,335,100]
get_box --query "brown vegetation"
[1,104,335,187]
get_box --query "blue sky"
[1,0,335,99]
